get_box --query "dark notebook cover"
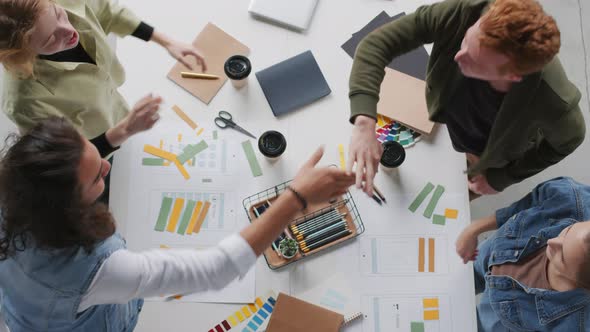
[255,50,331,117]
[341,12,430,81]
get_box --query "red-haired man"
[347,0,585,199]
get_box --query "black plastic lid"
[380,141,406,168]
[258,130,287,157]
[224,55,251,80]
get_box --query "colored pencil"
[298,222,347,244]
[295,217,345,240]
[290,209,341,233]
[301,229,351,252]
[292,212,345,234]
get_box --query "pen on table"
[180,71,220,79]
[373,185,387,203]
[371,194,383,205]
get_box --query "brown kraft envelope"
[266,293,344,332]
[167,22,250,104]
[377,67,435,135]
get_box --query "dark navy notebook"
[255,50,331,117]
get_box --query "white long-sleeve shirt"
[78,234,257,312]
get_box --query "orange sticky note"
[166,198,185,232]
[444,208,458,219]
[423,298,439,308]
[424,309,439,320]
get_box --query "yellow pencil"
[180,72,220,80]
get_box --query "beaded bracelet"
[286,185,307,210]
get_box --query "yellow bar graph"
[192,201,211,234]
[159,139,164,149]
[166,198,185,232]
[185,201,203,235]
[178,134,182,142]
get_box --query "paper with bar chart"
[361,294,452,332]
[359,235,449,275]
[146,190,240,247]
[140,134,238,178]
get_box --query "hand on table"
[347,115,383,196]
[455,224,479,264]
[165,40,207,71]
[468,174,498,195]
[291,147,356,205]
[106,94,162,147]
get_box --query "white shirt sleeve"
[78,233,257,312]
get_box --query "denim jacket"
[0,233,143,331]
[474,177,590,331]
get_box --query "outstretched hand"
[291,146,356,204]
[347,116,382,195]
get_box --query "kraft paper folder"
[377,68,435,135]
[167,23,250,104]
[266,293,344,332]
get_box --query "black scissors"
[214,110,256,139]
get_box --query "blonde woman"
[0,0,206,138]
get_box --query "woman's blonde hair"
[0,0,46,78]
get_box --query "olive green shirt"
[349,0,585,191]
[2,0,142,138]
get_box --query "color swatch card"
[266,293,344,332]
[248,0,319,31]
[341,12,430,81]
[167,23,250,104]
[256,50,331,117]
[206,291,277,332]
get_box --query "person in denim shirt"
[456,176,590,331]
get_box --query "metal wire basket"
[242,179,365,270]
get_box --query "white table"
[110,0,477,331]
